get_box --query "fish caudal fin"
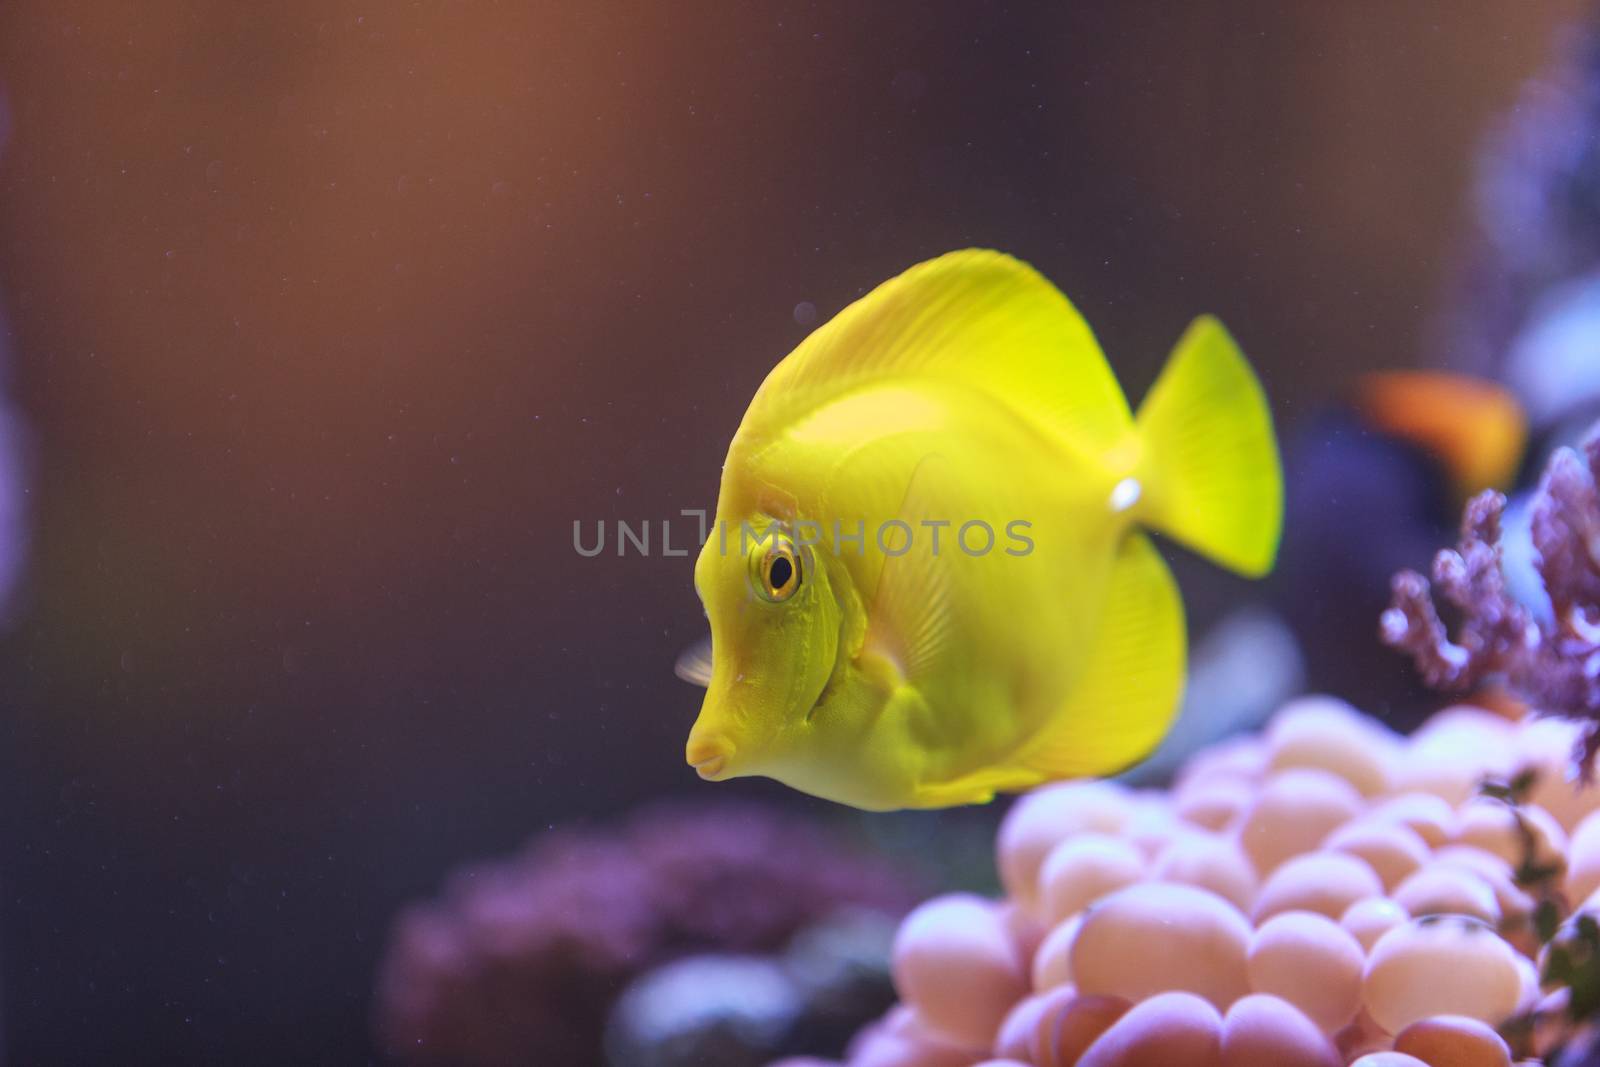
[1133,316,1283,578]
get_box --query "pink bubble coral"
[848,693,1600,1066]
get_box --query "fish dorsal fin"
[861,455,957,686]
[1010,530,1186,779]
[740,250,1133,455]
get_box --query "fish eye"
[753,537,802,602]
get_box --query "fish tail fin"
[1131,315,1283,578]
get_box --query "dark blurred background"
[0,2,1586,1062]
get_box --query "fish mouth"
[686,734,734,781]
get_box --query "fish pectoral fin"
[674,636,714,687]
[1010,530,1186,780]
[854,645,905,694]
[862,454,957,685]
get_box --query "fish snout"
[686,732,735,781]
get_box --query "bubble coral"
[837,690,1600,1067]
[373,802,918,1066]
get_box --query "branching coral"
[1382,426,1600,776]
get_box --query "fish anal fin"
[1010,530,1186,780]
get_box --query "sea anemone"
[794,693,1600,1066]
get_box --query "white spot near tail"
[1110,477,1142,513]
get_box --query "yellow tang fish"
[679,249,1282,811]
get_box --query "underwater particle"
[1068,883,1251,1011]
[1246,911,1364,1035]
[1074,990,1222,1067]
[602,954,801,1067]
[1219,993,1340,1067]
[793,301,818,327]
[888,893,1026,1049]
[1391,1014,1513,1067]
[1362,917,1523,1033]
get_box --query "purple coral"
[1382,425,1600,775]
[372,802,919,1067]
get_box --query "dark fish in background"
[1272,372,1526,729]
